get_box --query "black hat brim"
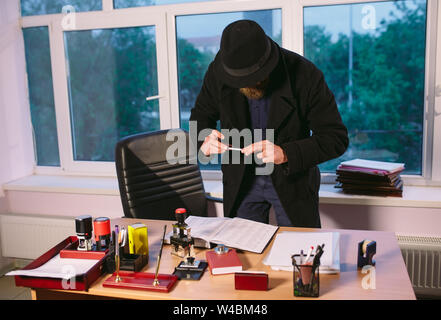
[214,37,280,89]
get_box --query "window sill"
[3,174,441,209]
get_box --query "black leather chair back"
[115,129,207,219]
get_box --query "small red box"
[234,272,269,291]
[14,236,106,291]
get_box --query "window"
[64,26,160,162]
[18,0,439,183]
[304,0,427,174]
[176,9,282,170]
[176,9,282,131]
[20,0,101,16]
[23,27,60,166]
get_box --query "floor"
[0,275,32,300]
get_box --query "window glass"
[64,26,159,162]
[176,10,282,130]
[304,0,427,174]
[176,10,282,170]
[114,0,217,9]
[23,27,60,166]
[21,0,101,16]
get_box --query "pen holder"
[292,254,320,298]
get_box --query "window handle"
[145,95,165,101]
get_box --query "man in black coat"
[190,20,348,228]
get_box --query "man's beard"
[239,87,265,99]
[239,77,270,100]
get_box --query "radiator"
[0,214,75,260]
[397,234,441,298]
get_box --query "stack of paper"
[335,159,405,197]
[263,231,340,274]
[6,254,98,279]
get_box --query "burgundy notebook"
[206,249,243,275]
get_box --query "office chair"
[115,129,222,220]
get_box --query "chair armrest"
[205,194,223,203]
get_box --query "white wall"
[5,190,124,218]
[0,0,34,194]
[320,203,441,236]
[0,0,34,270]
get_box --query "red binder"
[206,249,243,275]
[14,236,106,291]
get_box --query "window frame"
[297,0,438,186]
[23,7,171,174]
[19,0,440,186]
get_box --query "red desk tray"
[103,271,178,293]
[14,236,106,292]
[60,241,108,260]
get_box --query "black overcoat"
[190,47,349,228]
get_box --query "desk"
[30,218,415,300]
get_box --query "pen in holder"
[292,254,320,298]
[114,225,122,283]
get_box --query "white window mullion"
[432,0,441,182]
[48,18,76,173]
[102,0,114,11]
[156,13,173,130]
[291,0,303,54]
[421,0,438,182]
[166,11,181,130]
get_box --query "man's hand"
[241,140,288,164]
[200,129,228,156]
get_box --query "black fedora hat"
[214,20,280,88]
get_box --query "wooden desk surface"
[32,218,415,300]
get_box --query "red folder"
[206,249,242,275]
[14,236,106,291]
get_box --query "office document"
[165,216,278,253]
[7,254,98,279]
[263,231,340,274]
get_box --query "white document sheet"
[263,231,340,274]
[165,216,278,253]
[211,218,278,253]
[340,158,404,171]
[185,215,230,241]
[6,254,99,279]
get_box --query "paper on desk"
[185,215,230,240]
[211,218,278,253]
[6,254,98,279]
[263,231,340,274]
[165,216,278,253]
[164,216,230,248]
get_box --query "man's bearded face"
[239,77,270,99]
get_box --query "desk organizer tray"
[12,236,106,291]
[103,271,178,292]
[60,241,108,259]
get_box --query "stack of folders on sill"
[335,159,405,197]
